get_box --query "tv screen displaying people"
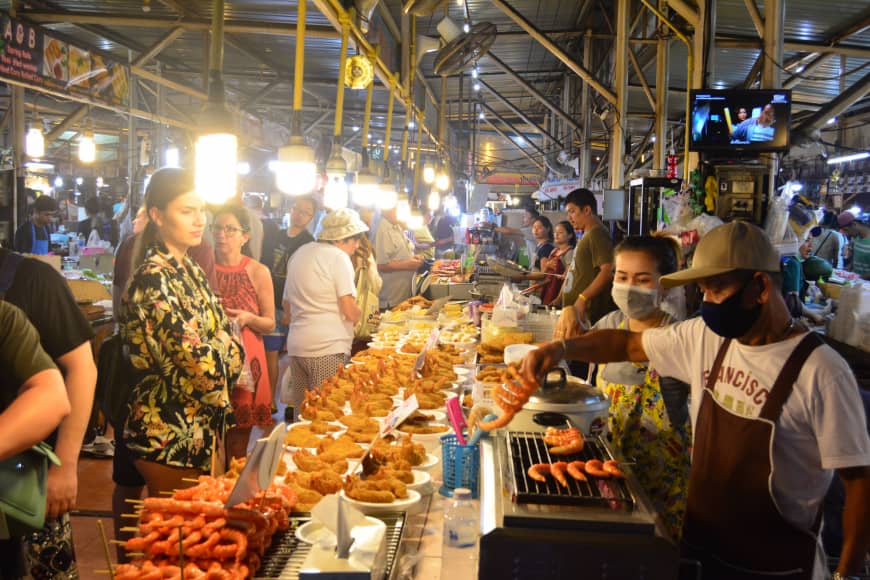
[689,89,791,153]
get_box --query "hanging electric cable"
[351,49,380,207]
[324,14,352,210]
[276,0,317,195]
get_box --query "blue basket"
[439,434,480,498]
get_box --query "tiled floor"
[70,456,124,579]
[69,452,474,579]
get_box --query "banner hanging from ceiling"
[0,12,129,108]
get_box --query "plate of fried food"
[407,469,432,493]
[396,424,451,452]
[340,485,422,514]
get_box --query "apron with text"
[30,222,49,255]
[681,332,824,580]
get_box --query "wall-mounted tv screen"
[689,89,791,153]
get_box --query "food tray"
[256,512,406,579]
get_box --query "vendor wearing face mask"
[590,235,690,541]
[521,220,870,580]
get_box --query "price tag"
[412,328,440,376]
[380,394,420,437]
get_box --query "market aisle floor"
[71,456,121,579]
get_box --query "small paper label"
[380,394,420,436]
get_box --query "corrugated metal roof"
[0,0,865,177]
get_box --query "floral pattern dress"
[120,243,243,470]
[594,313,691,541]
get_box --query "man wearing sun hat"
[283,208,366,406]
[521,220,870,579]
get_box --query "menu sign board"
[0,13,129,107]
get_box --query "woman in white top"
[283,209,365,405]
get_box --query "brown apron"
[681,332,824,580]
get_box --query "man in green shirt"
[0,300,69,577]
[559,188,616,338]
[838,212,870,279]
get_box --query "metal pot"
[507,369,610,436]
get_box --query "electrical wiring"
[761,49,870,82]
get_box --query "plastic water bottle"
[805,281,822,305]
[440,487,478,580]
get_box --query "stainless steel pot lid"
[527,370,607,407]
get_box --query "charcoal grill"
[506,431,635,509]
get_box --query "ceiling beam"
[490,0,617,105]
[24,12,340,37]
[478,78,562,146]
[483,117,544,171]
[742,0,764,38]
[794,70,870,132]
[482,103,547,157]
[716,35,870,59]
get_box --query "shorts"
[289,354,348,399]
[112,434,145,488]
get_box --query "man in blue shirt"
[730,103,776,143]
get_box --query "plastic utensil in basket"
[439,434,480,498]
[445,396,468,445]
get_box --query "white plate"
[339,489,422,514]
[407,469,432,493]
[294,516,386,546]
[415,452,439,471]
[452,366,472,378]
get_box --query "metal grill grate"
[507,432,636,510]
[255,512,405,580]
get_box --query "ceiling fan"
[433,17,497,77]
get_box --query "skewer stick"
[120,526,140,533]
[121,513,141,519]
[96,519,114,577]
[109,539,127,545]
[124,498,144,505]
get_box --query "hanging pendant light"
[396,197,411,223]
[26,126,45,159]
[435,166,450,191]
[324,15,352,210]
[195,0,238,204]
[427,188,441,211]
[377,73,398,211]
[422,163,435,184]
[78,119,96,164]
[26,99,45,159]
[407,211,424,230]
[351,51,380,206]
[276,0,317,195]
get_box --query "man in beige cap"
[521,220,870,580]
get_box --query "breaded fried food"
[285,425,322,448]
[308,470,343,495]
[398,423,449,435]
[344,429,378,444]
[367,466,414,484]
[339,414,379,432]
[308,420,343,434]
[343,475,407,503]
[317,435,365,460]
[292,449,348,474]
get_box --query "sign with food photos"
[0,13,129,107]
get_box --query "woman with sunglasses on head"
[591,234,691,541]
[119,167,243,497]
[213,205,276,459]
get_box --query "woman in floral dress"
[592,235,691,540]
[213,205,276,459]
[120,168,243,496]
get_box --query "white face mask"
[611,282,661,320]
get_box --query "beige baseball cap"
[659,220,781,288]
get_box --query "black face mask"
[700,278,761,338]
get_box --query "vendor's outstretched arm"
[520,329,647,384]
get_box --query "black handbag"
[96,333,135,430]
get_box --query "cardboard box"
[819,281,842,299]
[67,279,112,304]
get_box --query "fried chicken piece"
[367,466,414,484]
[317,435,365,460]
[308,470,343,495]
[343,475,396,503]
[292,449,348,474]
[308,420,343,434]
[339,414,379,432]
[285,425,321,448]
